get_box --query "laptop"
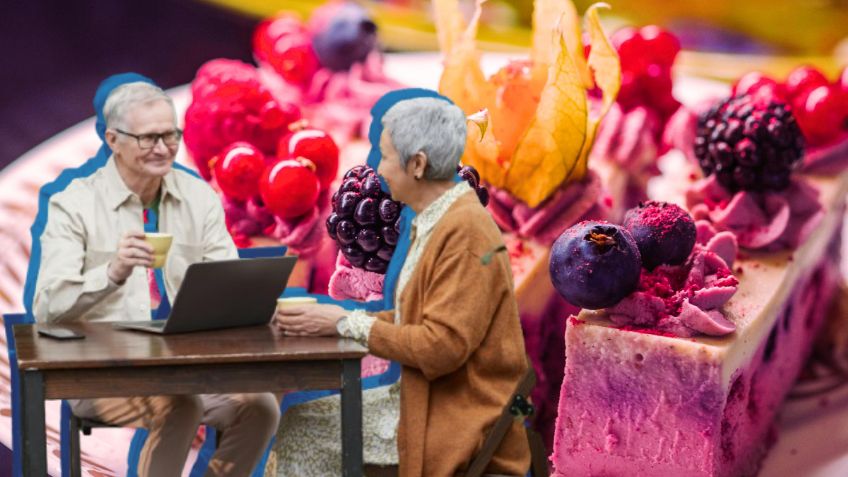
[114,256,297,334]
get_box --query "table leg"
[340,359,363,477]
[20,370,46,477]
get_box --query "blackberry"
[694,95,804,192]
[326,166,401,274]
[457,164,490,206]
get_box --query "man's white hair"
[103,81,175,130]
[381,97,466,180]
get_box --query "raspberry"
[326,165,402,274]
[694,95,804,192]
[623,201,696,270]
[183,59,301,179]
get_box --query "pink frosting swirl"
[222,191,331,257]
[327,252,384,302]
[487,170,607,245]
[261,52,404,142]
[607,221,739,337]
[592,104,661,172]
[685,175,824,251]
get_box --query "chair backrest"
[4,312,34,477]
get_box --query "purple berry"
[549,221,642,309]
[326,213,340,240]
[344,165,367,180]
[362,173,382,198]
[342,245,367,267]
[623,201,696,270]
[475,186,489,206]
[376,245,394,261]
[328,164,403,274]
[339,178,361,193]
[356,228,380,252]
[378,198,399,223]
[311,2,377,71]
[337,191,360,218]
[354,197,378,225]
[336,219,357,245]
[458,166,479,188]
[382,225,398,246]
[364,256,388,273]
[695,95,803,192]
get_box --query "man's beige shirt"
[34,157,237,323]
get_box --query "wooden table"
[13,322,368,477]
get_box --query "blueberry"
[622,201,696,270]
[549,221,642,309]
[311,2,377,71]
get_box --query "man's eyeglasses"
[115,129,183,149]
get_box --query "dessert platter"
[0,0,847,475]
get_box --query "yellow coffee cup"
[144,233,173,269]
[276,297,318,310]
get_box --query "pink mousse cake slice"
[551,172,848,477]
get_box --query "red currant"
[278,126,340,190]
[794,85,844,145]
[612,27,649,74]
[784,65,829,100]
[732,72,779,97]
[642,63,673,97]
[616,71,642,111]
[639,25,680,67]
[253,13,305,63]
[212,142,266,201]
[267,32,320,85]
[259,159,321,219]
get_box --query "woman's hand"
[273,303,348,337]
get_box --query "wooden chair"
[363,363,549,477]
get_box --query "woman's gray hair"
[381,97,466,180]
[103,81,175,130]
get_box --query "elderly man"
[33,76,279,477]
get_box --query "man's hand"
[274,304,347,337]
[107,231,154,284]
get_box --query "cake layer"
[552,171,848,476]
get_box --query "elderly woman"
[274,97,530,476]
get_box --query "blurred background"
[1,0,846,170]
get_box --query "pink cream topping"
[263,52,404,141]
[591,103,661,172]
[685,175,824,251]
[607,221,739,337]
[328,251,384,302]
[487,170,606,245]
[223,191,331,257]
